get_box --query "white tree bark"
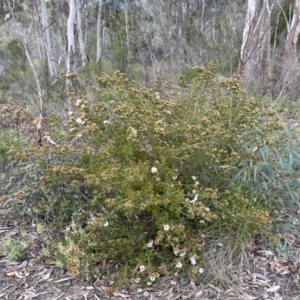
[282,0,300,62]
[237,0,272,86]
[66,0,76,113]
[67,0,76,74]
[40,0,57,78]
[124,0,130,64]
[237,0,258,78]
[75,0,88,66]
[96,0,103,63]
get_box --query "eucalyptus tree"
[40,0,57,78]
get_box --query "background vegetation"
[1,0,300,291]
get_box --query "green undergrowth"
[4,63,300,288]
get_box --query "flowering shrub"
[8,64,287,286]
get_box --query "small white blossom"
[103,120,110,125]
[205,207,210,212]
[191,176,197,181]
[190,256,197,265]
[75,99,82,106]
[151,166,158,173]
[176,262,182,268]
[135,278,141,283]
[171,280,176,285]
[195,181,199,186]
[172,176,177,180]
[217,242,223,247]
[147,240,153,248]
[143,291,148,296]
[75,117,85,125]
[198,268,205,274]
[139,265,145,272]
[150,276,156,282]
[103,221,109,227]
[192,189,197,194]
[137,288,143,293]
[146,281,152,286]
[200,220,205,224]
[163,224,170,231]
[179,252,186,257]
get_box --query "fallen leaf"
[15,270,30,278]
[270,259,280,273]
[277,266,290,275]
[54,277,73,283]
[40,268,53,280]
[100,285,111,292]
[112,292,131,299]
[266,285,280,292]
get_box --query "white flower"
[172,176,177,180]
[190,258,196,265]
[103,221,109,227]
[192,190,197,194]
[190,256,197,265]
[150,276,156,282]
[200,220,205,224]
[146,281,152,286]
[139,265,145,272]
[147,240,153,248]
[195,181,199,186]
[175,262,182,268]
[198,268,205,274]
[191,176,197,181]
[171,280,176,285]
[151,166,158,173]
[217,242,223,247]
[163,224,170,231]
[143,291,148,296]
[205,207,210,212]
[179,252,186,257]
[76,117,85,125]
[75,99,83,106]
[135,278,141,283]
[103,120,110,125]
[137,288,143,293]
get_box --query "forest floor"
[1,206,300,300]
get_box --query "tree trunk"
[96,0,103,63]
[75,0,88,66]
[237,0,259,79]
[40,0,57,78]
[281,0,300,72]
[237,0,271,87]
[66,0,76,112]
[124,0,130,64]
